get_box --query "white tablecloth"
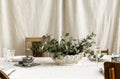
[1,57,104,79]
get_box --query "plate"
[14,63,40,67]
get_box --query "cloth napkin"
[0,58,16,76]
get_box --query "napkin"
[0,58,16,75]
[101,55,111,62]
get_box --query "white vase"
[51,53,83,65]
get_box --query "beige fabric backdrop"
[0,0,120,56]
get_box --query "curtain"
[0,0,1,56]
[0,0,120,56]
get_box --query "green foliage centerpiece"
[31,33,95,64]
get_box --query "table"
[1,57,104,79]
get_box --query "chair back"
[104,62,120,79]
[25,37,49,57]
[0,70,9,79]
[101,49,109,55]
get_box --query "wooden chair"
[0,70,9,79]
[25,37,41,52]
[25,37,49,57]
[101,49,109,55]
[104,62,120,79]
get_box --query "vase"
[22,56,34,66]
[51,53,83,65]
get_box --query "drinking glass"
[94,46,101,62]
[3,49,15,62]
[8,50,15,62]
[10,50,15,58]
